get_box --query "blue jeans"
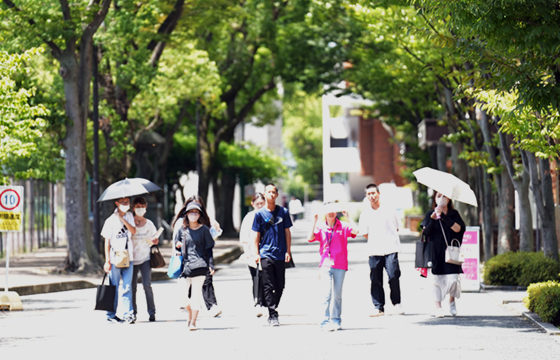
[320,266,346,326]
[132,260,155,317]
[107,261,134,320]
[369,253,401,312]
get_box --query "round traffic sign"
[0,189,21,210]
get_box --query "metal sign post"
[0,186,24,310]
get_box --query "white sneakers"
[449,301,457,316]
[321,323,341,332]
[369,305,404,316]
[210,305,222,317]
[434,307,445,318]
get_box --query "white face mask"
[119,205,130,213]
[135,208,146,216]
[188,213,200,223]
[437,196,449,207]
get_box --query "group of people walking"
[101,194,222,327]
[101,181,466,330]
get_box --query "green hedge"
[483,251,560,287]
[524,281,560,326]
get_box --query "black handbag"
[150,245,166,268]
[415,231,434,268]
[94,273,116,312]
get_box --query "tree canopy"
[0,48,48,184]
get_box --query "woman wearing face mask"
[239,192,266,316]
[420,191,466,318]
[130,197,159,322]
[174,202,214,330]
[173,196,223,317]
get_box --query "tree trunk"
[213,170,237,236]
[451,143,477,226]
[517,167,535,252]
[436,143,447,171]
[498,128,534,252]
[524,152,559,261]
[477,109,514,254]
[60,54,96,272]
[497,170,514,253]
[198,133,214,205]
[480,167,493,261]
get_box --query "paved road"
[1,219,559,359]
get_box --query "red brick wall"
[359,118,374,176]
[359,117,405,186]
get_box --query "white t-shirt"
[101,210,135,262]
[131,219,158,264]
[358,202,401,256]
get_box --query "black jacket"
[421,209,465,275]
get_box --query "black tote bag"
[94,273,116,312]
[415,231,434,268]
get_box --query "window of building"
[330,172,349,184]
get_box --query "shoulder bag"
[439,220,464,265]
[113,228,130,268]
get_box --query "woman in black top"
[174,202,214,330]
[420,191,465,318]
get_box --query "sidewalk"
[0,238,242,296]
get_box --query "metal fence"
[0,179,65,258]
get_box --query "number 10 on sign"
[0,186,24,232]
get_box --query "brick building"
[322,90,407,202]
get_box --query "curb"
[480,282,527,291]
[11,246,242,296]
[10,281,97,296]
[500,296,560,336]
[482,283,559,335]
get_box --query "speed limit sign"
[0,186,24,232]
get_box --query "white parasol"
[413,167,478,207]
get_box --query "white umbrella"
[97,178,160,202]
[413,167,478,207]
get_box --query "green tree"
[1,0,111,271]
[0,48,48,184]
[416,0,559,260]
[283,86,323,187]
[186,0,359,233]
[344,1,528,259]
